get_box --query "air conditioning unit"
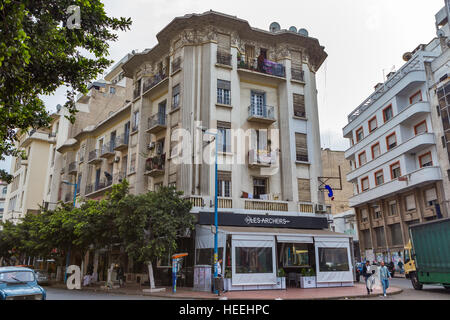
[148,142,155,150]
[114,156,120,163]
[315,203,326,213]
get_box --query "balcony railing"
[85,184,93,195]
[143,73,167,93]
[64,193,72,203]
[244,199,288,212]
[298,202,314,213]
[249,149,276,167]
[217,51,232,66]
[237,57,286,78]
[218,197,232,209]
[147,113,167,133]
[185,196,204,207]
[100,141,115,157]
[247,105,275,123]
[86,178,113,195]
[88,149,101,163]
[291,67,305,82]
[145,154,166,176]
[68,161,77,175]
[113,171,127,184]
[114,134,129,151]
[171,57,182,74]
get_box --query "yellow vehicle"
[403,240,420,289]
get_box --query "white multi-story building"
[343,10,449,262]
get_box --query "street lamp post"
[199,127,219,294]
[62,180,77,284]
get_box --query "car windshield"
[0,271,35,283]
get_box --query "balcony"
[218,197,232,209]
[144,154,166,177]
[247,105,276,124]
[349,166,442,207]
[64,193,72,203]
[114,134,129,151]
[171,57,182,74]
[217,51,232,67]
[146,113,167,134]
[87,149,102,164]
[68,162,78,175]
[298,202,314,213]
[345,101,431,158]
[100,141,115,158]
[113,171,127,184]
[142,73,168,95]
[186,196,204,208]
[248,149,276,167]
[85,178,113,196]
[291,67,305,82]
[346,133,435,182]
[244,199,288,212]
[237,57,286,79]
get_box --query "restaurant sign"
[197,212,328,229]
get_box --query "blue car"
[0,267,46,300]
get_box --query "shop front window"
[195,248,224,265]
[318,248,349,272]
[235,247,273,274]
[281,243,310,267]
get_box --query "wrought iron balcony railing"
[88,149,100,162]
[248,105,275,120]
[147,113,166,132]
[237,57,285,78]
[217,51,232,66]
[143,73,167,93]
[291,67,304,82]
[171,57,182,74]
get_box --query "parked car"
[34,270,49,286]
[0,267,46,300]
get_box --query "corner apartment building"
[343,31,448,262]
[0,181,7,222]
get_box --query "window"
[217,121,231,153]
[409,90,422,104]
[109,87,116,94]
[386,132,397,150]
[235,247,273,274]
[196,248,224,266]
[130,153,136,173]
[390,162,401,179]
[2,186,7,195]
[419,152,432,168]
[368,116,377,132]
[218,171,231,197]
[405,194,416,211]
[48,175,52,194]
[388,200,397,216]
[295,133,308,162]
[361,229,372,248]
[281,243,310,267]
[356,127,364,142]
[360,208,368,223]
[383,105,393,122]
[358,151,367,166]
[172,84,180,109]
[154,182,163,191]
[253,178,268,199]
[374,227,386,247]
[414,120,427,135]
[250,91,266,116]
[371,143,381,159]
[374,170,384,186]
[217,80,231,105]
[361,177,369,191]
[372,205,382,220]
[168,173,177,188]
[293,93,306,118]
[318,248,349,272]
[390,224,403,246]
[132,111,139,131]
[298,178,311,202]
[51,147,56,167]
[424,187,437,206]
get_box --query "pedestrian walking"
[398,260,404,274]
[362,261,373,295]
[379,261,391,297]
[117,265,125,287]
[214,258,224,296]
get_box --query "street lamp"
[61,180,77,283]
[198,126,219,294]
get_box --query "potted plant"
[277,268,286,289]
[299,267,316,288]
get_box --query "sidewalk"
[49,282,402,300]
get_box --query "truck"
[403,217,450,290]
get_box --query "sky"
[0,0,445,172]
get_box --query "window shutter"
[217,33,231,52]
[297,178,311,202]
[217,80,231,90]
[291,50,302,68]
[293,94,306,117]
[257,130,267,151]
[218,171,231,181]
[425,188,437,202]
[295,133,308,161]
[405,195,416,211]
[369,118,377,131]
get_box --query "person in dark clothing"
[362,261,373,295]
[117,265,125,287]
[257,53,265,72]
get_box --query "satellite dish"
[437,29,445,38]
[56,104,62,112]
[402,52,412,62]
[298,28,309,37]
[269,22,281,33]
[289,26,297,33]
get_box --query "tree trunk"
[147,262,155,289]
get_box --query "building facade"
[0,181,7,222]
[343,11,449,263]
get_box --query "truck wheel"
[411,273,423,290]
[443,285,450,290]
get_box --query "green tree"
[116,187,195,290]
[0,0,132,182]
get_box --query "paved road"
[44,287,174,300]
[347,277,450,300]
